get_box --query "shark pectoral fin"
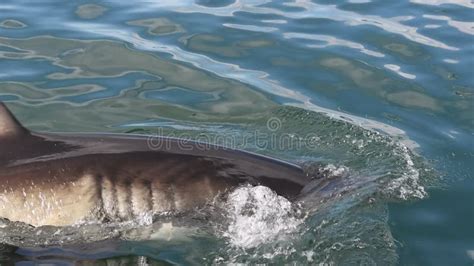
[0,102,29,138]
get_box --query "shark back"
[0,103,312,227]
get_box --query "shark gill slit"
[102,174,118,221]
[94,174,106,221]
[131,178,153,217]
[169,184,176,211]
[124,179,133,219]
[143,179,153,215]
[162,162,191,211]
[177,166,212,209]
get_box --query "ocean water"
[0,0,473,265]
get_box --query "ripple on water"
[0,36,275,126]
[1,0,468,263]
[0,19,26,29]
[75,4,108,20]
[423,14,474,35]
[127,18,185,36]
[283,32,385,58]
[410,0,474,8]
[143,0,459,50]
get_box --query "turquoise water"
[0,0,473,265]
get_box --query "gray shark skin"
[0,103,312,227]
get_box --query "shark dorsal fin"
[0,102,28,138]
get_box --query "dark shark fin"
[0,102,29,138]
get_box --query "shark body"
[0,103,311,227]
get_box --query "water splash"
[386,143,427,199]
[221,185,304,249]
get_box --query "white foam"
[467,250,474,260]
[222,185,304,249]
[387,143,426,199]
[323,164,349,177]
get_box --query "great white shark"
[0,102,314,227]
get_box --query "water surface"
[0,0,473,265]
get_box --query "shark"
[0,102,313,227]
